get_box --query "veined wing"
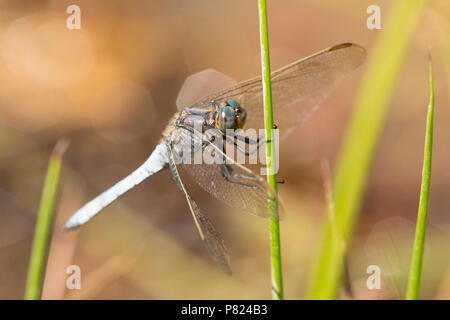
[167,141,231,274]
[174,125,280,219]
[176,69,237,111]
[186,43,366,137]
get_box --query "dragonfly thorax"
[215,99,247,132]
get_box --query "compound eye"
[219,106,236,131]
[226,99,240,107]
[235,106,247,128]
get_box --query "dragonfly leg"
[230,140,265,156]
[228,140,255,157]
[219,163,275,201]
[211,100,221,112]
[228,132,270,156]
[216,142,275,200]
[231,132,269,145]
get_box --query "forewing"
[176,69,236,111]
[188,43,366,137]
[172,43,364,216]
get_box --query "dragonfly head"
[216,99,247,132]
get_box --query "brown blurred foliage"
[0,0,450,299]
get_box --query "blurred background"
[0,0,450,299]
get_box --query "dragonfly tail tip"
[63,219,80,231]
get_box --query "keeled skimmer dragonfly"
[65,43,366,274]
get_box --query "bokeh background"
[1,0,450,299]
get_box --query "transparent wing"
[187,43,366,137]
[167,143,231,274]
[173,125,280,219]
[176,69,236,111]
[170,43,364,218]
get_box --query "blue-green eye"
[219,106,236,131]
[217,99,247,131]
[226,99,240,107]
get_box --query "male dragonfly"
[65,43,366,274]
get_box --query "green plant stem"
[258,0,283,300]
[406,57,434,300]
[25,139,69,300]
[308,0,427,299]
[321,159,352,297]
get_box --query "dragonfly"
[65,43,366,274]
